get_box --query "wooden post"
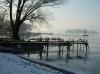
[77,40,79,57]
[66,44,70,61]
[46,41,49,60]
[40,51,42,59]
[80,43,81,51]
[83,44,84,53]
[83,39,85,53]
[79,43,82,56]
[58,45,61,59]
[85,40,88,60]
[28,52,30,57]
[72,44,74,52]
[61,46,64,54]
[44,45,46,51]
[39,44,43,60]
[28,40,30,57]
[72,39,74,52]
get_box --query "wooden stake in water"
[85,40,88,60]
[72,39,74,52]
[66,43,71,60]
[46,41,49,60]
[58,45,61,59]
[61,46,64,54]
[28,40,30,57]
[77,40,79,57]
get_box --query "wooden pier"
[0,38,90,60]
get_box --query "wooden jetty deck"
[0,39,89,60]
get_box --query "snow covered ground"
[0,52,63,74]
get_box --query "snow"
[0,52,62,74]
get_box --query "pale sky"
[39,0,100,33]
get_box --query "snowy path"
[0,52,62,74]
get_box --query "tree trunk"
[11,23,20,40]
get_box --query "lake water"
[29,32,100,57]
[40,33,100,52]
[28,33,100,74]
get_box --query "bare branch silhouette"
[0,0,65,40]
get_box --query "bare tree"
[0,0,64,40]
[0,16,33,37]
[0,10,8,33]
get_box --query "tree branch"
[9,0,14,27]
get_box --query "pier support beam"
[72,39,74,52]
[77,41,79,57]
[72,44,74,52]
[85,42,88,60]
[46,43,49,60]
[80,44,81,51]
[61,46,64,54]
[28,52,30,57]
[66,45,71,61]
[28,43,30,57]
[39,51,42,59]
[83,44,85,53]
[58,45,61,59]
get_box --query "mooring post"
[82,39,85,53]
[72,39,74,52]
[77,40,79,57]
[40,50,42,59]
[85,40,88,60]
[46,41,49,60]
[28,40,30,57]
[79,43,82,55]
[58,45,61,59]
[39,43,43,60]
[80,43,81,50]
[66,42,71,60]
[83,44,84,53]
[72,44,74,52]
[28,52,30,57]
[44,44,46,50]
[61,46,64,54]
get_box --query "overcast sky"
[36,0,100,33]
